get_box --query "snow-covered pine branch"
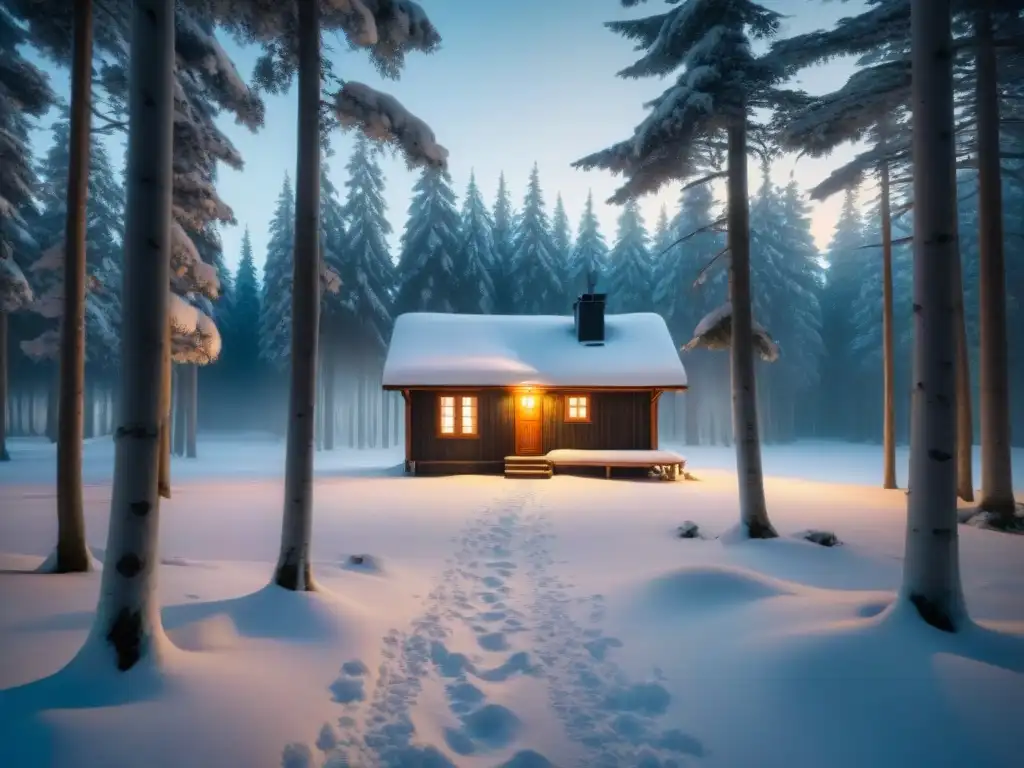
[320,262,342,295]
[807,132,913,201]
[324,0,441,77]
[0,9,57,116]
[0,251,32,312]
[682,301,780,362]
[766,0,910,76]
[19,329,58,361]
[169,291,222,365]
[779,59,912,158]
[175,8,265,129]
[171,219,221,300]
[333,81,448,170]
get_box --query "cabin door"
[514,391,543,455]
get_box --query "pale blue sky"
[29,0,868,277]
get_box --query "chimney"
[573,293,606,346]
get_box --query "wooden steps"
[504,455,552,479]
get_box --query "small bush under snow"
[799,530,841,547]
[676,521,701,539]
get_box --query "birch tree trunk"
[879,135,898,490]
[975,4,1016,523]
[952,237,974,502]
[172,366,185,456]
[185,364,197,458]
[273,0,321,592]
[727,115,777,539]
[903,0,966,632]
[79,0,175,671]
[323,342,335,451]
[0,313,8,461]
[158,324,171,498]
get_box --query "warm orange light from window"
[520,395,536,410]
[565,394,590,422]
[440,396,455,434]
[460,396,477,434]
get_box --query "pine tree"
[0,5,52,462]
[22,115,122,370]
[574,0,790,538]
[606,199,652,313]
[657,183,727,446]
[656,183,723,341]
[337,135,395,354]
[260,174,295,370]
[319,159,349,339]
[568,190,609,297]
[765,178,825,441]
[851,193,915,442]
[225,227,261,382]
[491,172,516,313]
[394,167,461,315]
[453,171,496,313]
[511,164,563,314]
[818,189,868,438]
[551,193,573,305]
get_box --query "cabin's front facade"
[382,295,688,476]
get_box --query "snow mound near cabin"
[631,564,802,616]
[161,583,365,645]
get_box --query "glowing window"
[565,394,590,422]
[439,395,478,437]
[439,396,456,434]
[460,396,478,435]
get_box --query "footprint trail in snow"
[303,486,703,767]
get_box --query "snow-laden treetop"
[209,0,440,86]
[573,0,786,203]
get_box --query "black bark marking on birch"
[909,593,956,633]
[746,519,778,540]
[116,553,143,577]
[107,608,143,670]
[130,500,151,516]
[275,547,298,590]
[913,303,922,314]
[928,449,953,462]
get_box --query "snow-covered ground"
[1,435,1022,768]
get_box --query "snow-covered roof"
[382,312,688,388]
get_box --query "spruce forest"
[1,2,1022,765]
[6,97,1024,455]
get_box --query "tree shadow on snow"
[726,599,1024,767]
[9,583,353,644]
[0,644,169,768]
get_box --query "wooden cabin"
[382,294,689,477]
